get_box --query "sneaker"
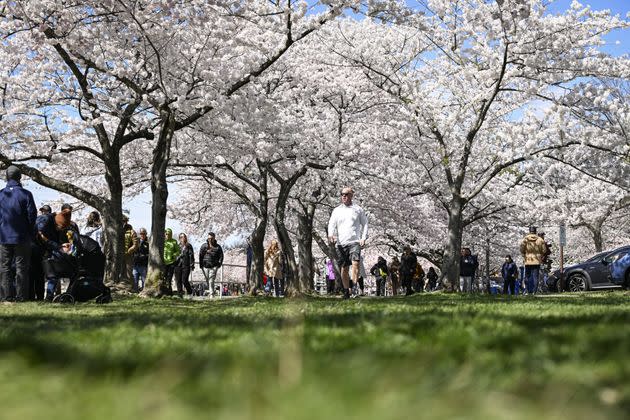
[343,289,351,300]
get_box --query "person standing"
[399,247,418,296]
[459,248,478,293]
[83,211,104,248]
[501,255,519,295]
[413,262,426,293]
[325,258,336,295]
[264,239,284,297]
[370,256,388,297]
[122,215,139,290]
[426,267,438,291]
[133,228,149,292]
[199,232,224,296]
[520,227,547,294]
[29,204,51,300]
[388,256,400,296]
[163,228,180,295]
[0,166,37,302]
[327,187,369,300]
[174,233,194,297]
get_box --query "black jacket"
[399,253,418,277]
[460,255,478,277]
[370,260,388,277]
[134,239,149,267]
[199,241,223,268]
[177,242,195,268]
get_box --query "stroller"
[52,235,112,304]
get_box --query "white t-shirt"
[327,204,368,246]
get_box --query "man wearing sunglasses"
[327,187,368,299]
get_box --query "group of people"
[0,165,229,302]
[1,167,554,303]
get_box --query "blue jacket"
[0,180,37,244]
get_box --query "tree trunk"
[249,216,267,293]
[440,198,464,291]
[275,217,299,296]
[143,113,175,297]
[591,225,603,253]
[101,204,125,285]
[296,205,315,292]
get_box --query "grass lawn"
[0,292,629,419]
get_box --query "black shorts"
[336,243,361,268]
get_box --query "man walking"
[199,232,224,296]
[0,166,37,302]
[327,187,369,300]
[520,226,547,294]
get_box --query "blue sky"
[19,0,630,250]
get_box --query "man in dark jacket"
[399,247,418,296]
[0,166,37,302]
[199,232,223,296]
[459,247,478,293]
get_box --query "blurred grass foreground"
[0,292,629,419]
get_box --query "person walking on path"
[174,233,194,297]
[520,226,547,294]
[0,166,37,302]
[325,258,336,295]
[399,247,418,296]
[327,187,369,300]
[163,228,180,295]
[264,239,285,297]
[370,256,388,297]
[501,255,519,295]
[389,256,400,296]
[199,232,224,296]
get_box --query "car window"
[604,249,630,264]
[585,251,609,263]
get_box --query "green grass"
[0,292,629,419]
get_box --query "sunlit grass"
[0,292,628,419]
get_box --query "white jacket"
[327,204,368,246]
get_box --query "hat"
[61,203,73,211]
[165,228,173,235]
[5,165,21,181]
[55,209,72,230]
[39,204,52,213]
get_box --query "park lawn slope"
[0,292,628,419]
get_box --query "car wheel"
[624,271,630,290]
[567,274,588,292]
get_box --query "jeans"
[459,276,472,293]
[174,265,192,296]
[165,263,176,295]
[203,266,219,296]
[503,277,516,295]
[271,276,285,297]
[0,243,32,301]
[525,265,540,294]
[376,276,386,296]
[132,265,147,292]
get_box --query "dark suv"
[548,246,630,292]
